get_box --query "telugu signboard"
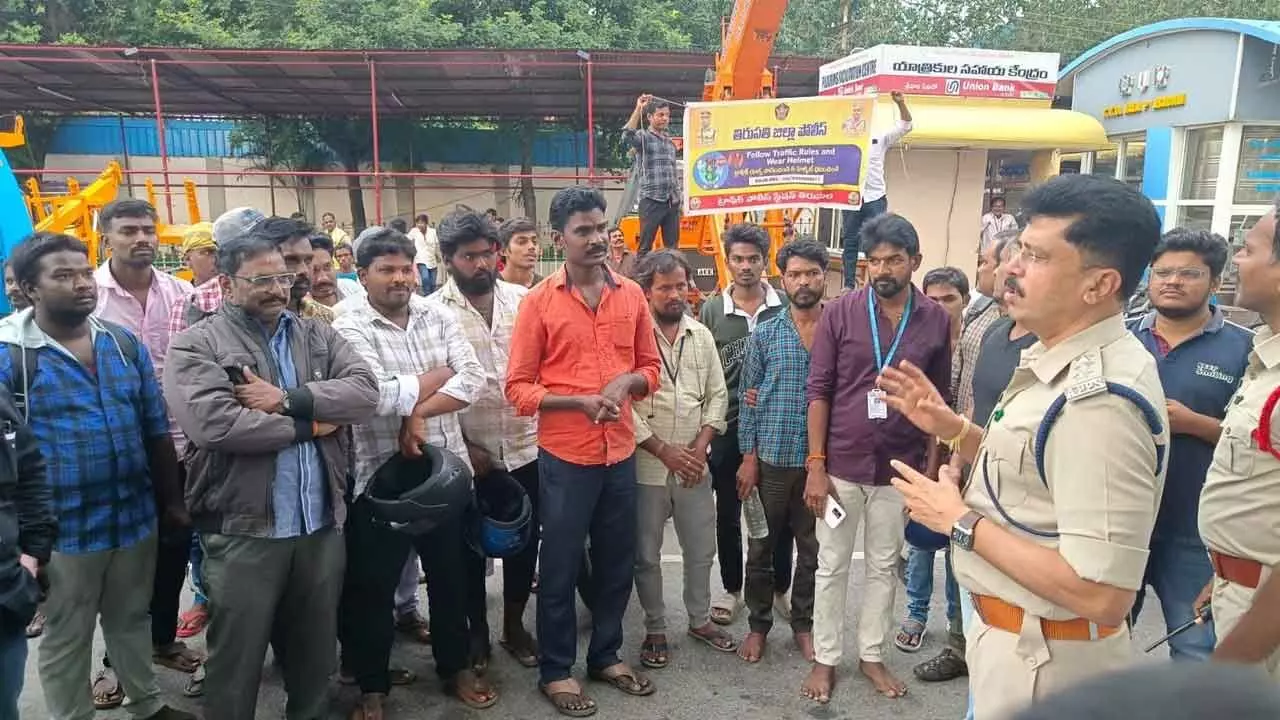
[819,45,1060,104]
[682,96,875,215]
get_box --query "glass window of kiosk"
[1122,138,1145,191]
[1175,206,1214,230]
[1181,126,1224,201]
[1235,126,1280,205]
[1093,143,1119,179]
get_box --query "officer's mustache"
[1005,276,1024,297]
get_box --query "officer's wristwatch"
[280,392,293,416]
[951,510,983,551]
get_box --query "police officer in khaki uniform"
[1196,200,1280,676]
[875,174,1167,719]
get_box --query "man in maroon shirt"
[800,213,952,703]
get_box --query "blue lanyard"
[868,290,913,372]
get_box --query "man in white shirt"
[408,213,440,295]
[840,91,912,289]
[980,197,1019,248]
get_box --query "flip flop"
[499,631,538,668]
[687,626,738,653]
[710,593,739,626]
[540,683,597,717]
[153,641,205,672]
[183,665,205,698]
[175,604,208,639]
[446,670,498,710]
[894,619,925,653]
[640,638,669,669]
[25,610,44,638]
[92,666,124,710]
[588,664,655,697]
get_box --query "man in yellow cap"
[180,222,217,287]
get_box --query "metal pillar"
[369,59,383,225]
[586,55,596,182]
[148,59,175,221]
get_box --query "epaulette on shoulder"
[1064,348,1107,402]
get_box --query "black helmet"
[471,471,534,558]
[366,444,474,536]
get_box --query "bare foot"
[793,632,814,662]
[738,631,766,663]
[859,660,907,698]
[800,663,835,703]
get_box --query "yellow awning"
[869,98,1110,152]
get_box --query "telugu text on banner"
[682,96,875,216]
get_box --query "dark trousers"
[463,528,492,665]
[638,197,680,255]
[536,449,636,685]
[338,496,474,695]
[709,428,793,595]
[840,195,889,288]
[746,462,818,635]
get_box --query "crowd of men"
[0,169,1278,720]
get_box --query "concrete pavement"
[18,522,1172,719]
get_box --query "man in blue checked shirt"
[735,238,829,666]
[0,232,193,720]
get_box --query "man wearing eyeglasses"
[1127,228,1253,661]
[164,229,380,720]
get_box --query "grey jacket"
[164,303,378,537]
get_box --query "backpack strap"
[96,319,140,368]
[1033,350,1167,486]
[5,344,39,421]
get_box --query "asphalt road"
[18,524,1173,719]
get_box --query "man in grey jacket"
[164,230,379,720]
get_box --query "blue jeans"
[536,450,637,685]
[1130,536,1216,660]
[417,265,436,295]
[840,196,889,288]
[904,545,961,628]
[189,531,206,604]
[0,626,26,720]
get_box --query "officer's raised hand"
[889,459,968,535]
[877,360,963,439]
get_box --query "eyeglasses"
[234,273,296,288]
[865,255,908,269]
[1151,267,1209,281]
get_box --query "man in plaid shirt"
[0,232,192,720]
[333,228,495,718]
[735,239,829,667]
[623,93,681,256]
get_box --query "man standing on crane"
[623,94,681,257]
[840,91,913,290]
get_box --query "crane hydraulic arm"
[704,0,789,102]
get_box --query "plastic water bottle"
[743,488,769,540]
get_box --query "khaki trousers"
[39,531,162,720]
[965,611,1133,719]
[813,476,904,666]
[634,474,716,633]
[1211,569,1280,680]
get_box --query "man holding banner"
[839,91,912,290]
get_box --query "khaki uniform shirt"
[1199,327,1280,567]
[953,314,1169,620]
[632,314,728,486]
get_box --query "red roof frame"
[0,44,827,119]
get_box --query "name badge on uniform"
[867,389,888,420]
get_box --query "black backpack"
[5,320,140,419]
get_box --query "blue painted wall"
[48,117,592,167]
[1142,126,1172,204]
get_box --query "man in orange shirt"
[506,186,662,718]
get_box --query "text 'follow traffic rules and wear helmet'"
[471,470,533,558]
[365,444,474,536]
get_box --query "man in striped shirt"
[735,239,828,666]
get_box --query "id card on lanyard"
[867,290,913,421]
